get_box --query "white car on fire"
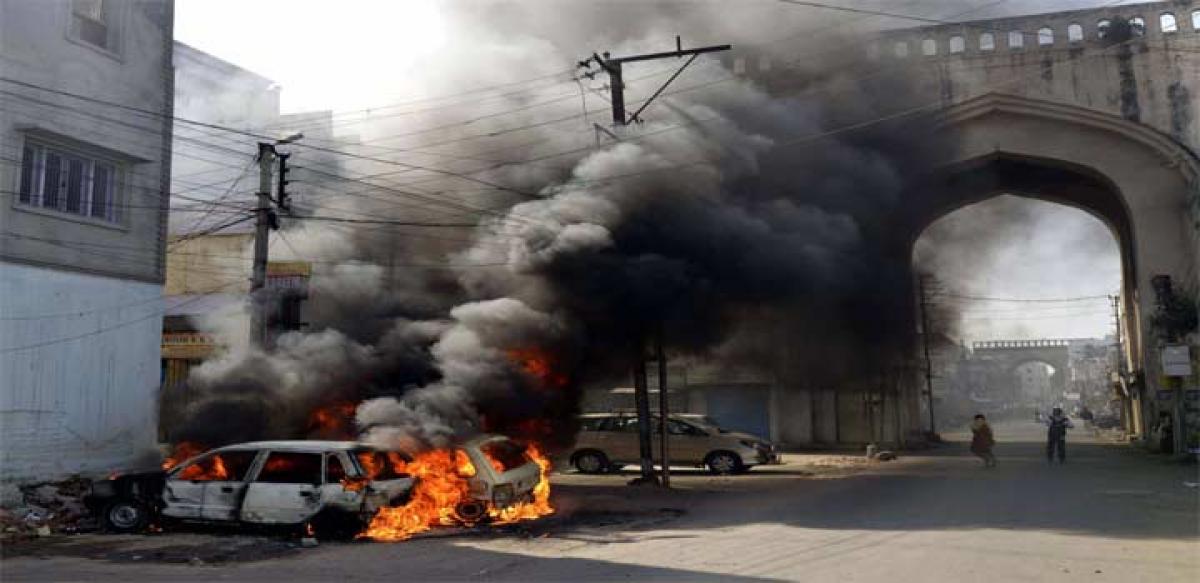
[452,435,544,521]
[87,440,415,536]
[87,436,548,536]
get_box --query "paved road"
[3,420,1197,581]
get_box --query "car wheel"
[310,509,366,540]
[572,450,609,474]
[102,499,150,533]
[706,451,743,475]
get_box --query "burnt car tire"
[101,499,151,533]
[705,451,744,475]
[309,510,367,540]
[572,450,610,474]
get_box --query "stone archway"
[900,93,1199,438]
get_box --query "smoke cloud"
[173,1,958,452]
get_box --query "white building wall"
[0,262,162,482]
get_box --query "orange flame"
[364,442,554,541]
[307,402,358,438]
[488,443,553,524]
[177,451,231,481]
[507,348,568,389]
[162,441,206,471]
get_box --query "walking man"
[1046,407,1073,464]
[970,414,996,468]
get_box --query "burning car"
[362,434,552,541]
[449,435,544,522]
[86,435,553,541]
[85,441,415,536]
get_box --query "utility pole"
[249,134,301,348]
[631,336,656,484]
[656,329,670,487]
[583,37,730,486]
[249,142,276,348]
[584,37,731,129]
[1110,294,1132,433]
[918,275,937,436]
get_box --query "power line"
[282,214,479,228]
[941,292,1115,303]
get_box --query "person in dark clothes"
[970,414,996,468]
[1046,407,1073,464]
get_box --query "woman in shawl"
[970,414,996,468]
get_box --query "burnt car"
[451,435,544,521]
[85,441,414,535]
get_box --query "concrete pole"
[632,335,657,484]
[656,330,670,487]
[249,142,274,348]
[919,276,937,435]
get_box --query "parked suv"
[570,413,780,475]
[85,440,415,535]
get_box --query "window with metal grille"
[18,141,121,223]
[70,0,115,52]
[1008,30,1024,49]
[979,32,995,51]
[922,38,937,56]
[1160,13,1178,34]
[1068,23,1084,42]
[1037,27,1055,46]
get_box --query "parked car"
[570,413,780,475]
[451,435,544,521]
[85,440,415,536]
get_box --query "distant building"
[159,232,310,439]
[0,0,175,483]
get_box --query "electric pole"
[918,275,937,436]
[249,142,275,348]
[631,336,656,484]
[1109,294,1132,433]
[249,134,301,348]
[582,37,731,486]
[583,37,731,129]
[656,329,670,487]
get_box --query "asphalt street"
[2,420,1197,582]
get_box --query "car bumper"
[737,449,782,466]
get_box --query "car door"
[651,417,704,465]
[198,449,261,521]
[239,450,325,524]
[608,415,643,463]
[161,453,215,519]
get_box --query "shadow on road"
[655,429,1199,541]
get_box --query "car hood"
[725,432,770,445]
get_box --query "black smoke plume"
[172,2,956,453]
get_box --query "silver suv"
[570,413,780,475]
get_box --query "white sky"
[174,0,1142,113]
[917,197,1121,343]
[175,0,449,113]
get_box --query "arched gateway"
[901,93,1200,440]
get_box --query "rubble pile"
[0,477,94,542]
